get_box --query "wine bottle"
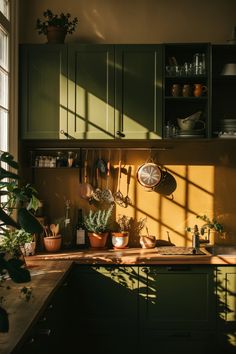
[76,209,86,249]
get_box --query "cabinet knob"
[116,130,126,138]
[36,328,51,336]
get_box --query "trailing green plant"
[84,205,114,234]
[36,9,78,35]
[186,214,224,236]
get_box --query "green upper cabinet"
[68,44,115,139]
[115,45,163,139]
[20,44,67,139]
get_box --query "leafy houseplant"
[84,205,114,248]
[0,229,34,257]
[36,9,78,43]
[186,214,225,243]
[0,151,43,332]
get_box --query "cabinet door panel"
[115,45,162,139]
[217,267,236,323]
[68,45,115,139]
[139,266,216,330]
[20,45,67,139]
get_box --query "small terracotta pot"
[46,26,66,44]
[44,235,62,252]
[88,232,108,248]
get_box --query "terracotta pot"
[44,235,62,252]
[88,232,108,248]
[46,26,66,44]
[111,232,129,249]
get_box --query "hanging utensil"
[124,166,132,207]
[100,150,114,204]
[114,151,125,206]
[79,150,94,200]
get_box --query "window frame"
[0,0,18,157]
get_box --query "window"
[0,0,10,152]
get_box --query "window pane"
[0,69,8,108]
[0,107,8,151]
[0,0,9,19]
[0,26,9,70]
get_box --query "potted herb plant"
[84,205,114,248]
[111,214,131,249]
[0,151,43,332]
[36,9,78,43]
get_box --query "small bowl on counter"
[140,235,156,249]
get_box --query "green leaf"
[5,258,31,283]
[0,167,20,181]
[0,306,9,332]
[18,208,43,234]
[0,208,19,228]
[0,151,19,170]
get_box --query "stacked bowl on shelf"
[218,118,236,138]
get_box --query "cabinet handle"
[116,130,126,138]
[167,266,191,271]
[169,332,191,338]
[36,328,51,336]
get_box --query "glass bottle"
[75,209,87,249]
[63,200,73,249]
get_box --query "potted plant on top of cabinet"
[84,205,114,249]
[36,9,78,43]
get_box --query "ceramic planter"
[111,232,129,249]
[43,235,62,252]
[140,235,156,249]
[88,232,108,249]
[20,241,36,256]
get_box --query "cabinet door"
[115,45,163,139]
[216,267,236,353]
[139,266,216,331]
[20,44,67,139]
[68,44,115,139]
[69,265,139,354]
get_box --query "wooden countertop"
[0,260,72,354]
[1,248,236,354]
[26,247,236,265]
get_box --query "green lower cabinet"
[138,265,216,353]
[69,265,139,354]
[216,267,236,353]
